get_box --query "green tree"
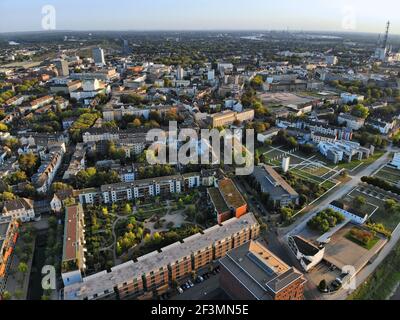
[2,291,12,300]
[318,279,327,291]
[0,123,8,132]
[354,196,366,209]
[123,203,132,215]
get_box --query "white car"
[177,287,184,294]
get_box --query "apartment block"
[0,217,19,294]
[61,204,86,287]
[207,178,248,224]
[63,213,260,300]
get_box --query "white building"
[337,113,365,131]
[340,93,364,104]
[328,201,368,225]
[1,198,35,222]
[207,69,215,81]
[176,66,184,80]
[288,235,325,272]
[325,55,338,66]
[391,153,400,169]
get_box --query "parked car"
[198,276,204,282]
[177,287,184,294]
[188,280,194,287]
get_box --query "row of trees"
[74,167,121,189]
[361,176,400,195]
[307,209,345,233]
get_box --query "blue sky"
[0,0,398,34]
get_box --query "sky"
[0,0,399,34]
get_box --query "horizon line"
[1,28,399,37]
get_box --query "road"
[281,149,393,240]
[391,285,400,300]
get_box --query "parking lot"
[170,265,224,300]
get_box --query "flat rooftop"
[208,187,229,214]
[63,213,259,300]
[220,241,305,299]
[218,178,247,209]
[259,92,314,107]
[62,204,82,262]
[253,165,298,199]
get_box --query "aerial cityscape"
[1,0,400,306]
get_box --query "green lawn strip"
[348,240,400,300]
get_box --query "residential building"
[50,189,74,213]
[63,213,260,300]
[257,128,280,143]
[209,109,254,128]
[207,178,247,224]
[0,217,19,294]
[1,198,35,222]
[310,131,337,144]
[32,149,64,194]
[61,204,86,286]
[252,165,299,207]
[366,118,395,135]
[340,93,364,104]
[29,95,54,110]
[219,240,306,300]
[338,113,365,131]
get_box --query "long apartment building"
[63,212,260,300]
[61,204,86,287]
[78,172,201,205]
[0,217,19,294]
[209,109,254,128]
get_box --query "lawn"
[374,166,400,186]
[291,168,336,189]
[345,229,379,250]
[348,188,400,232]
[348,240,400,300]
[369,208,400,233]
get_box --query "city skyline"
[0,0,399,35]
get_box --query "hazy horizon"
[0,0,398,35]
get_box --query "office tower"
[55,59,69,76]
[92,47,105,66]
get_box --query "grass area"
[370,208,400,233]
[345,232,379,250]
[136,207,166,220]
[374,166,400,185]
[348,239,400,300]
[348,189,400,232]
[291,168,336,189]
